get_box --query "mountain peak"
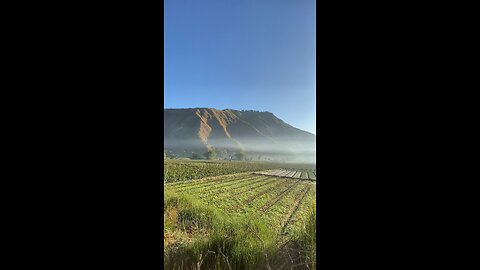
[164,108,315,162]
[165,108,274,114]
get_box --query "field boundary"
[279,184,312,236]
[253,171,316,181]
[258,179,302,213]
[164,172,252,186]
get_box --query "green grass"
[164,173,316,269]
[164,160,282,183]
[164,190,277,270]
[164,159,316,183]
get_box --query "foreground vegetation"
[164,171,316,269]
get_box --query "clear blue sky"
[164,0,316,134]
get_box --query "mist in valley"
[164,137,315,164]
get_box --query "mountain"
[164,108,315,162]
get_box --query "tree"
[167,151,176,159]
[234,151,246,161]
[218,148,228,159]
[191,152,201,160]
[204,148,217,160]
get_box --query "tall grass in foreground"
[295,203,316,269]
[164,189,316,269]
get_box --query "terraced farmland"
[164,160,287,183]
[164,159,317,183]
[166,174,314,221]
[164,159,316,269]
[164,171,316,269]
[255,169,317,180]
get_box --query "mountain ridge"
[164,108,315,162]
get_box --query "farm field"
[164,159,316,183]
[255,169,317,180]
[164,160,284,183]
[164,160,316,270]
[165,173,315,234]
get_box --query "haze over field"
[164,108,316,163]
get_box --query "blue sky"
[164,0,316,134]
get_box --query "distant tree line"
[240,110,269,113]
[166,147,296,162]
[189,148,246,161]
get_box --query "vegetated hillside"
[164,108,315,162]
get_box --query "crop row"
[198,176,271,199]
[214,178,287,213]
[282,185,316,235]
[167,174,244,192]
[228,178,280,198]
[230,178,315,233]
[256,169,316,180]
[260,183,309,233]
[165,173,316,235]
[229,177,308,233]
[164,160,283,182]
[170,174,260,193]
[258,179,302,212]
[198,177,288,214]
[164,172,248,188]
[241,179,292,207]
[234,179,302,217]
[279,184,312,235]
[196,175,267,199]
[193,176,285,213]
